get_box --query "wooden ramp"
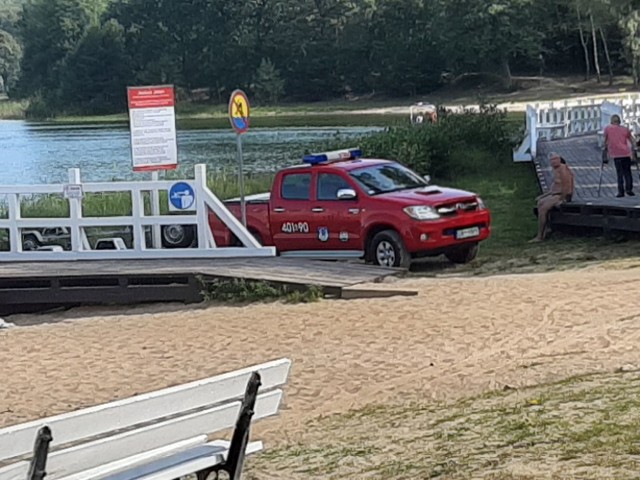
[534,136,640,234]
[0,258,409,315]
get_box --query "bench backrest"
[0,358,291,480]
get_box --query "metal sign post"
[229,89,251,227]
[236,134,247,227]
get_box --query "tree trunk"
[599,27,614,86]
[590,12,601,83]
[501,57,513,89]
[577,6,590,80]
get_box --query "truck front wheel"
[370,230,411,269]
[445,243,479,264]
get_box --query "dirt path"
[1,264,639,447]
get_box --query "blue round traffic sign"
[169,182,195,210]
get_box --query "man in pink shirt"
[604,114,636,197]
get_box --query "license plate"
[455,227,480,240]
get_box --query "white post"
[8,193,20,253]
[151,171,161,248]
[68,168,83,253]
[131,188,145,251]
[195,164,215,249]
[527,105,538,159]
[236,134,247,227]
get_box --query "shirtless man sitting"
[530,152,574,242]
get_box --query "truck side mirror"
[337,188,357,200]
[423,175,431,185]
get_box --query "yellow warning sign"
[229,90,250,134]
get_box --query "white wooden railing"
[0,164,275,261]
[513,93,640,162]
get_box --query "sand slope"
[1,266,639,446]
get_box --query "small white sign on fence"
[63,184,84,200]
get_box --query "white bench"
[0,358,291,480]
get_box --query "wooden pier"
[534,135,640,235]
[0,258,410,315]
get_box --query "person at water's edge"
[604,114,636,198]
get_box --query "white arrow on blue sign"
[168,182,196,211]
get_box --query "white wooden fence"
[0,163,275,261]
[513,93,640,162]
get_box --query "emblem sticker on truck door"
[318,227,329,242]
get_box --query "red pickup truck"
[209,148,491,268]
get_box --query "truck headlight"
[403,205,441,220]
[477,197,486,210]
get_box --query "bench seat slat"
[0,358,291,463]
[99,440,263,480]
[0,390,282,480]
[58,436,207,480]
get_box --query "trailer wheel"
[23,234,41,251]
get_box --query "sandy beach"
[1,265,640,447]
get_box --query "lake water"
[0,120,383,185]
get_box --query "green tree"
[108,0,247,100]
[436,0,545,87]
[252,58,285,104]
[366,0,444,96]
[0,29,21,93]
[60,19,130,113]
[16,0,110,99]
[620,9,640,84]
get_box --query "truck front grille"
[436,201,479,216]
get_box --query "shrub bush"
[354,104,520,180]
[25,92,58,120]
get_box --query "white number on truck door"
[281,222,309,234]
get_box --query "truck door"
[270,171,316,251]
[311,172,362,251]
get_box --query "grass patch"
[249,372,640,479]
[411,159,640,277]
[50,113,407,129]
[199,277,323,304]
[0,99,28,119]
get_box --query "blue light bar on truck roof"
[303,148,363,165]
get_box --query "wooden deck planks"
[0,258,399,288]
[0,258,407,314]
[534,135,640,234]
[535,135,640,200]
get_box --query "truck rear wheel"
[370,230,411,269]
[231,230,263,247]
[161,224,195,248]
[445,243,479,264]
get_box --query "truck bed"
[225,192,270,204]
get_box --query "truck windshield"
[349,163,427,195]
